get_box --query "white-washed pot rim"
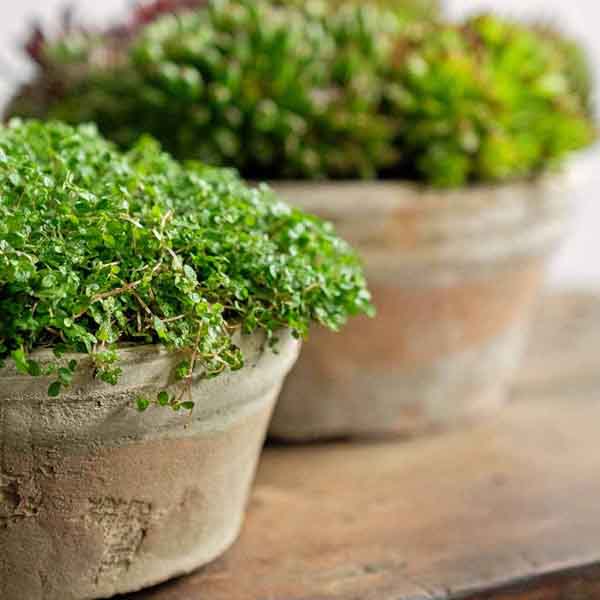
[0,328,299,397]
[267,151,597,278]
[266,147,596,221]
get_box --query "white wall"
[0,0,597,288]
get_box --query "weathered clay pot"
[269,165,585,441]
[0,331,299,600]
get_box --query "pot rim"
[265,145,598,219]
[264,148,599,276]
[0,328,300,445]
[0,328,296,383]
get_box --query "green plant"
[132,0,441,20]
[384,15,595,186]
[535,24,595,119]
[9,0,400,180]
[7,3,595,186]
[0,120,372,408]
[278,0,440,20]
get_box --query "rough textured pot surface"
[0,331,299,600]
[269,161,588,441]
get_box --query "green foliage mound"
[278,0,440,20]
[10,1,400,179]
[384,15,595,186]
[7,1,595,186]
[0,120,372,405]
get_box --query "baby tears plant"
[0,120,373,410]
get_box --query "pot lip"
[261,148,597,226]
[0,328,296,379]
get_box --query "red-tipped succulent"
[132,0,207,27]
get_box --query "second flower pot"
[0,331,299,600]
[269,166,582,441]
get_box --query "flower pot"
[269,162,587,441]
[0,331,299,600]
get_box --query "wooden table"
[130,292,600,600]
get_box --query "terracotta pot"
[0,331,299,600]
[269,162,587,441]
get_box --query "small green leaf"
[157,391,170,406]
[27,360,42,377]
[153,316,167,339]
[48,381,62,397]
[184,264,197,283]
[11,349,29,375]
[136,397,150,412]
[175,360,191,381]
[58,367,73,385]
[53,345,67,358]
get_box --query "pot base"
[271,319,527,442]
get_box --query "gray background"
[0,0,597,288]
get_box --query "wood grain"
[128,292,600,600]
[467,563,600,600]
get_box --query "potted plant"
[0,119,371,600]
[6,1,596,441]
[271,15,596,439]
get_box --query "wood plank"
[467,563,600,600]
[129,292,600,600]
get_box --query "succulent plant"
[535,24,595,119]
[0,119,372,405]
[132,1,402,178]
[6,2,595,186]
[384,15,595,186]
[9,0,400,179]
[277,0,440,20]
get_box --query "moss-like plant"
[0,120,372,408]
[7,2,595,186]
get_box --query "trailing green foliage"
[0,120,372,404]
[7,1,595,186]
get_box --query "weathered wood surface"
[130,292,600,600]
[467,563,600,600]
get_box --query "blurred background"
[0,0,597,288]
